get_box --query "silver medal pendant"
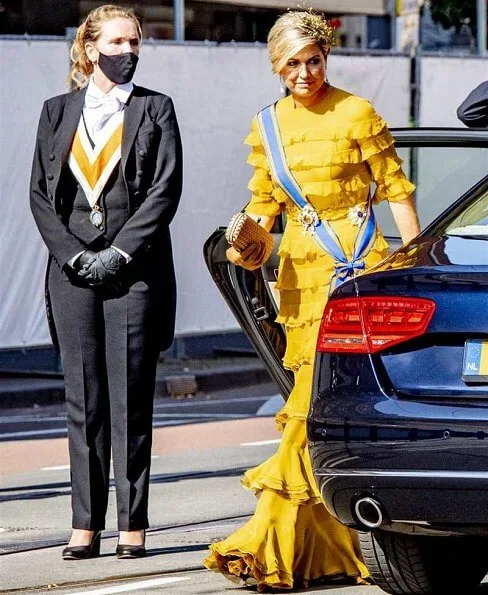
[90,208,104,230]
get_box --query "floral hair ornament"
[286,5,336,50]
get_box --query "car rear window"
[374,145,488,240]
[444,191,488,238]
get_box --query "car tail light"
[317,296,436,354]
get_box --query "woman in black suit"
[30,4,182,559]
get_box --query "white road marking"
[66,576,190,595]
[256,395,284,416]
[153,395,273,409]
[41,465,70,471]
[241,439,280,447]
[2,416,248,440]
[153,412,248,419]
[0,393,278,440]
[0,428,67,439]
[0,399,262,424]
[152,420,213,429]
[0,394,276,425]
[0,394,277,425]
[0,416,67,424]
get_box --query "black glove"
[73,250,97,271]
[79,247,126,286]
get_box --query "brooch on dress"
[299,204,320,235]
[348,204,367,227]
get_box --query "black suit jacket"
[457,81,488,128]
[30,84,183,349]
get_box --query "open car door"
[204,219,293,398]
[203,128,488,400]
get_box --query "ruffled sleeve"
[243,117,285,218]
[354,100,415,204]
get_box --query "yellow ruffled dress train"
[204,351,369,589]
[204,87,415,591]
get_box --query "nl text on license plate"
[462,339,488,383]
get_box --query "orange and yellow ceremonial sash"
[68,111,123,208]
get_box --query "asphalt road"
[1,384,487,595]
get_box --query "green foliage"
[429,0,477,32]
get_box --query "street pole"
[477,0,487,54]
[174,0,185,41]
[390,0,397,50]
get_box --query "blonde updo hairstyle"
[267,10,335,75]
[68,4,142,90]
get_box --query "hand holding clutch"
[226,243,268,271]
[225,213,274,271]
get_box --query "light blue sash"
[256,103,377,292]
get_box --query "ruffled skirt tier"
[204,487,369,591]
[203,361,369,591]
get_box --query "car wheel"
[358,531,488,594]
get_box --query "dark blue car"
[205,128,488,594]
[310,176,488,593]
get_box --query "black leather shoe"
[116,532,146,559]
[62,531,102,560]
[115,543,146,559]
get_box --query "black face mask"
[97,51,139,84]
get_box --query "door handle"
[251,297,269,321]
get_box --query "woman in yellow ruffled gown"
[204,10,420,591]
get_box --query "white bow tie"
[85,92,123,110]
[85,93,124,133]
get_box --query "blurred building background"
[0,1,485,52]
[0,0,486,365]
[0,0,401,49]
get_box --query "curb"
[156,363,271,397]
[0,377,66,409]
[0,363,271,409]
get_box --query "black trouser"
[49,262,162,531]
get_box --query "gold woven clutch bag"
[225,212,274,264]
[225,213,274,270]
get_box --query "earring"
[279,77,286,95]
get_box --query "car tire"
[358,530,488,594]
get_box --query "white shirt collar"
[85,77,134,106]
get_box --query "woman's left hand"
[226,244,266,271]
